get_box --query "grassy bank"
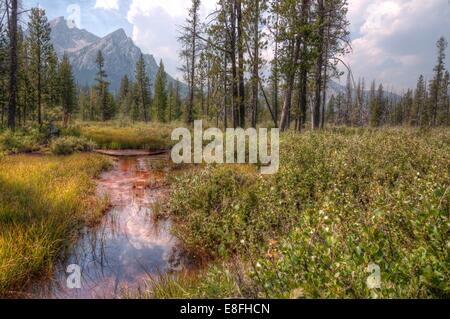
[0,121,180,155]
[0,154,111,296]
[78,122,181,150]
[151,128,449,299]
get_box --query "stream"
[29,154,184,299]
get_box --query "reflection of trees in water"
[32,155,184,299]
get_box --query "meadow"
[148,127,450,299]
[0,125,448,299]
[0,122,180,156]
[0,154,111,296]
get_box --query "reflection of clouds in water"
[31,156,182,299]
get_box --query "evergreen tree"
[59,53,77,126]
[174,79,183,120]
[153,60,168,122]
[134,53,151,122]
[179,0,200,125]
[167,81,174,122]
[327,94,336,124]
[430,37,447,126]
[118,75,132,116]
[442,71,450,126]
[27,7,53,125]
[369,80,379,127]
[78,89,90,121]
[95,50,112,121]
[45,49,60,109]
[414,75,428,127]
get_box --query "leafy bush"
[50,136,97,155]
[161,128,450,299]
[0,129,43,154]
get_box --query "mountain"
[49,17,181,93]
[328,80,401,102]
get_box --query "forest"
[0,0,448,299]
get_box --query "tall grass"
[149,127,450,299]
[0,154,111,296]
[79,122,182,150]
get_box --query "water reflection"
[31,155,182,299]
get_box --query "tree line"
[77,52,183,123]
[0,2,180,130]
[179,0,449,129]
[1,0,448,130]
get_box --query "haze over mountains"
[50,17,181,93]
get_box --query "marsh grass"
[151,127,450,299]
[0,154,111,296]
[78,122,182,150]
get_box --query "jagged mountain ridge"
[49,17,180,93]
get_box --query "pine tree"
[28,7,53,125]
[153,60,168,122]
[134,53,151,122]
[327,94,336,124]
[45,49,60,109]
[59,53,77,126]
[174,79,183,120]
[411,75,426,126]
[118,75,132,116]
[95,50,111,121]
[179,0,200,125]
[369,81,379,127]
[167,82,174,122]
[430,37,447,126]
[442,71,450,126]
[78,89,90,121]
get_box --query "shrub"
[0,130,43,154]
[50,136,97,155]
[163,128,450,298]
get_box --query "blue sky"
[22,0,450,91]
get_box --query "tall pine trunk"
[251,0,260,128]
[280,37,301,131]
[313,0,325,130]
[8,0,18,130]
[237,0,245,128]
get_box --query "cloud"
[127,0,217,78]
[343,0,450,91]
[94,0,119,11]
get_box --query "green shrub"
[162,128,450,299]
[50,136,97,155]
[0,130,43,154]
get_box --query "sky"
[22,0,450,91]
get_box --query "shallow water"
[30,154,182,299]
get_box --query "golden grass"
[0,154,111,295]
[78,122,183,150]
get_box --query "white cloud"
[94,0,119,11]
[343,0,450,90]
[127,0,217,78]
